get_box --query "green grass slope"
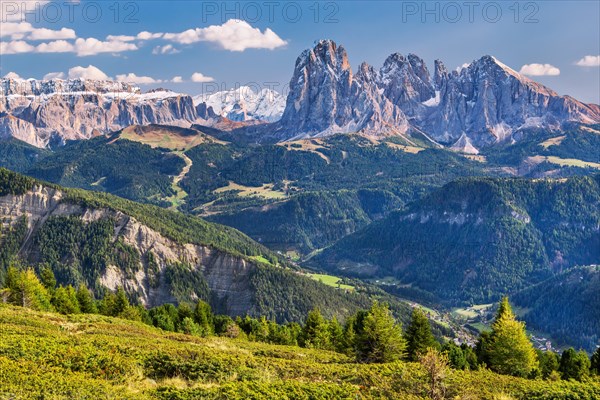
[1,305,598,400]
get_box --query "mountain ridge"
[2,40,599,150]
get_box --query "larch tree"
[485,297,538,377]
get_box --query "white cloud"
[191,72,214,83]
[3,72,22,80]
[171,76,184,83]
[164,19,287,51]
[115,73,161,84]
[0,40,35,54]
[36,40,74,53]
[28,27,76,41]
[519,63,560,76]
[0,22,75,41]
[106,34,136,42]
[137,31,163,40]
[43,72,66,80]
[152,44,180,55]
[74,38,138,56]
[575,55,600,67]
[68,65,110,80]
[0,22,33,39]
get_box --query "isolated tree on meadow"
[484,297,538,377]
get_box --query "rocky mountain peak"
[433,60,448,89]
[379,52,435,116]
[276,40,409,139]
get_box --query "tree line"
[1,266,599,382]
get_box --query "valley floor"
[1,305,598,400]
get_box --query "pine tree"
[300,308,330,349]
[559,348,590,381]
[484,297,538,377]
[356,301,406,363]
[76,285,97,314]
[405,308,438,361]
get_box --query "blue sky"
[1,1,599,103]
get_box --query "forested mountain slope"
[513,265,600,352]
[314,175,600,305]
[0,169,373,322]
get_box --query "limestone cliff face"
[0,185,256,314]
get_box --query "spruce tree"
[591,347,600,375]
[39,266,56,292]
[485,297,538,377]
[193,300,214,336]
[559,348,590,381]
[405,308,438,361]
[328,316,344,352]
[538,350,560,379]
[114,288,130,315]
[356,302,406,363]
[300,308,330,349]
[76,285,97,314]
[52,285,80,314]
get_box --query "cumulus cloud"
[0,22,75,41]
[3,72,22,80]
[28,27,76,41]
[164,19,287,51]
[152,44,180,55]
[36,40,74,53]
[115,73,161,84]
[43,72,66,80]
[0,40,35,54]
[68,65,110,80]
[106,34,136,42]
[519,63,560,76]
[575,55,600,67]
[171,76,184,83]
[137,31,163,40]
[191,72,214,83]
[74,38,138,56]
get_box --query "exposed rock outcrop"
[0,185,257,313]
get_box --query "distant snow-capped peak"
[193,86,286,122]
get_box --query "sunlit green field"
[1,305,599,400]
